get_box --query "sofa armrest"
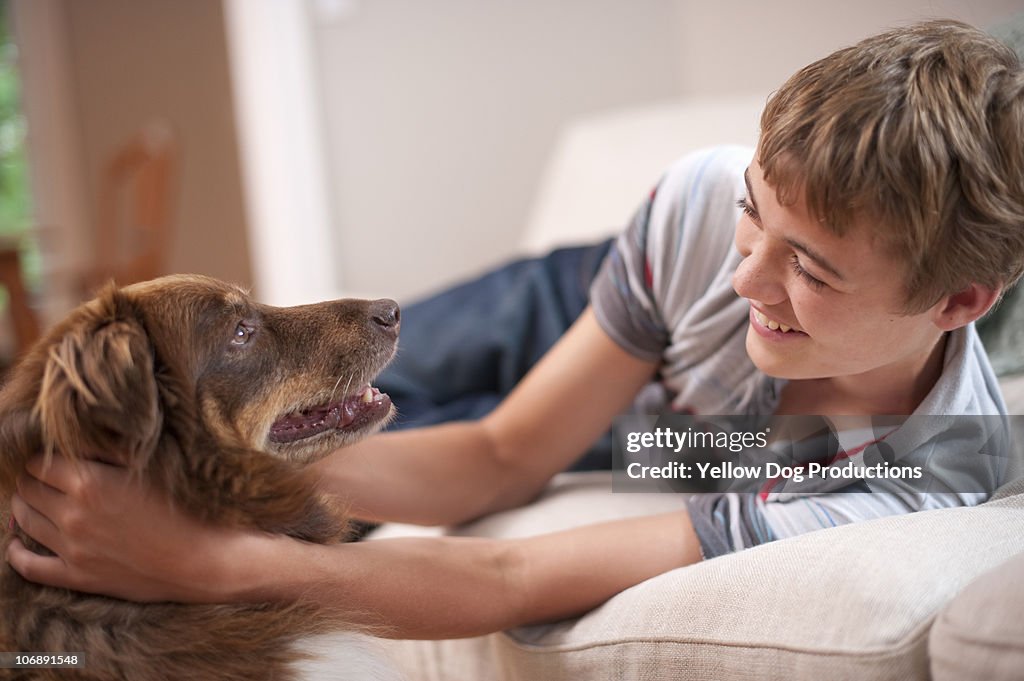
[929,551,1024,681]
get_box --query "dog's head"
[0,274,399,494]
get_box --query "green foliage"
[0,0,37,316]
[0,0,30,238]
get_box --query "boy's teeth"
[754,309,794,333]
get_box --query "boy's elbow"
[477,418,553,516]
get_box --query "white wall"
[673,0,1024,95]
[307,0,1023,303]
[309,0,686,301]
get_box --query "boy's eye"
[790,254,826,292]
[736,197,758,220]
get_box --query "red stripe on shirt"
[758,428,898,501]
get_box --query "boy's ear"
[932,283,1002,331]
[36,309,162,471]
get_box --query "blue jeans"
[377,239,615,471]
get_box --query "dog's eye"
[231,323,255,346]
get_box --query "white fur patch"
[290,633,405,681]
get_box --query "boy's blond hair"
[758,19,1024,312]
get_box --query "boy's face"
[732,157,945,383]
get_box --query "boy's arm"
[313,307,658,526]
[225,509,702,639]
[8,500,700,639]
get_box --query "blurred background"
[0,0,1021,367]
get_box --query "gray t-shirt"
[589,146,1011,550]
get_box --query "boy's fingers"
[23,455,85,494]
[15,471,65,514]
[5,537,75,590]
[9,493,63,555]
[23,455,121,498]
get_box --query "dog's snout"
[369,299,400,337]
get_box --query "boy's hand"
[6,455,244,603]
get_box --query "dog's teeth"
[361,387,374,404]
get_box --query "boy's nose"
[732,248,788,307]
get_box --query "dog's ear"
[35,296,162,471]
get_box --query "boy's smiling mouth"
[750,306,806,336]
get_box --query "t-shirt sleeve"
[589,146,752,363]
[588,184,669,362]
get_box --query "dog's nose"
[369,299,400,337]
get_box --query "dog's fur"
[0,275,401,681]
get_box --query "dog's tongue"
[268,385,390,444]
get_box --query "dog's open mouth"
[268,385,392,444]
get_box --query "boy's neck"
[779,333,948,416]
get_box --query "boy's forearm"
[224,510,700,640]
[312,421,537,527]
[512,510,701,626]
[226,531,526,639]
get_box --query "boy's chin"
[745,336,819,381]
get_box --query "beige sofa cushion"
[378,474,1024,681]
[929,550,1024,681]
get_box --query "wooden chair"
[0,123,177,363]
[80,121,178,294]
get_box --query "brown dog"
[0,275,401,681]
